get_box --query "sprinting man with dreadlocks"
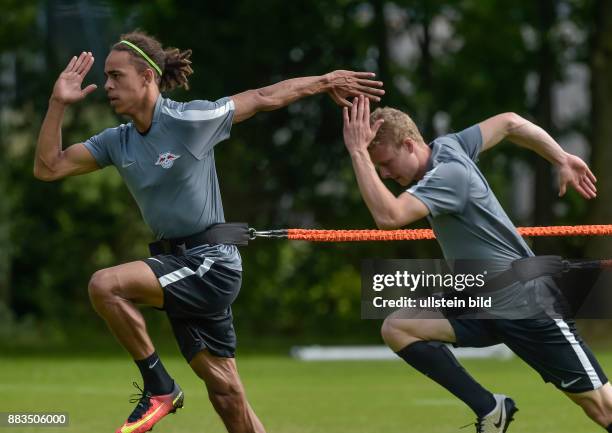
[34,31,384,433]
[341,95,611,433]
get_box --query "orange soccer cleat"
[116,381,184,433]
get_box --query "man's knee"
[88,269,119,308]
[380,318,398,344]
[381,318,420,349]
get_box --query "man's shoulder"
[89,123,131,145]
[160,95,180,109]
[431,133,462,151]
[430,126,483,165]
[428,135,464,165]
[159,96,234,122]
[100,122,131,132]
[431,125,483,161]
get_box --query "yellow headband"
[119,40,162,76]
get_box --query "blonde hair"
[370,107,424,149]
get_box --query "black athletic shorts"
[449,317,608,393]
[142,252,241,362]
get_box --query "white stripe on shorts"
[158,258,216,288]
[197,258,215,277]
[159,267,194,287]
[553,318,602,389]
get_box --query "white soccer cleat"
[473,394,518,433]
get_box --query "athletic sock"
[396,341,496,417]
[134,351,174,395]
[606,424,612,432]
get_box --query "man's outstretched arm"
[34,52,99,181]
[343,95,429,229]
[231,70,384,124]
[478,112,597,199]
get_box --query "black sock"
[134,351,174,395]
[606,424,612,432]
[396,341,496,417]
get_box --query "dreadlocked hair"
[112,30,193,92]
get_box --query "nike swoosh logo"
[148,358,159,369]
[122,161,136,168]
[120,403,166,433]
[493,400,505,428]
[561,377,582,388]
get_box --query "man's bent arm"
[350,149,429,229]
[231,76,327,123]
[231,70,384,123]
[34,52,99,181]
[479,112,566,165]
[34,99,99,181]
[479,112,597,198]
[34,98,66,179]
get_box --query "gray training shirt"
[84,94,242,270]
[408,124,534,267]
[85,94,234,240]
[407,125,552,317]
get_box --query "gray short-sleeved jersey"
[85,95,234,239]
[408,125,534,269]
[84,95,241,268]
[408,126,547,317]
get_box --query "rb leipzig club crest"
[155,152,181,169]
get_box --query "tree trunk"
[532,0,556,254]
[587,0,612,258]
[412,1,434,138]
[0,116,9,308]
[581,0,612,338]
[372,0,390,86]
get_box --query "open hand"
[326,70,384,107]
[51,52,97,105]
[558,153,597,199]
[342,95,384,154]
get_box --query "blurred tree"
[531,0,557,254]
[2,0,608,344]
[0,163,9,308]
[1,0,39,319]
[587,0,612,258]
[4,0,151,340]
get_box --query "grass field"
[2,352,610,433]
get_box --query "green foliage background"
[1,0,610,349]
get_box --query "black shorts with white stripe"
[449,317,608,393]
[143,252,241,361]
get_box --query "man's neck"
[131,90,160,133]
[415,143,432,181]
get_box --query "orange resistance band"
[287,224,612,242]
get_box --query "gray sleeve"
[407,161,469,217]
[170,97,235,159]
[451,124,483,161]
[83,127,118,168]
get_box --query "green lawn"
[1,352,610,433]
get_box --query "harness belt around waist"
[149,223,250,256]
[483,255,569,292]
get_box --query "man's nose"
[104,78,112,91]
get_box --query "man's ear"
[402,137,415,153]
[143,68,156,85]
